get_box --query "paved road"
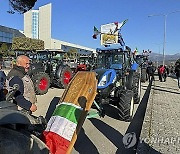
[33,87,64,118]
[34,81,150,154]
[3,68,151,153]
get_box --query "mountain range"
[148,53,180,64]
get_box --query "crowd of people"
[145,59,180,91]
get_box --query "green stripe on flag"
[53,103,83,124]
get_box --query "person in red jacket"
[158,65,165,82]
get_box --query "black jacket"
[175,64,180,77]
[0,70,6,90]
[146,65,155,75]
[0,70,6,101]
[7,65,32,110]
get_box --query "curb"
[136,81,155,153]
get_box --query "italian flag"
[42,102,83,154]
[92,26,100,39]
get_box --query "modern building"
[24,3,95,54]
[24,3,51,48]
[0,25,25,47]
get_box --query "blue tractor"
[94,44,141,121]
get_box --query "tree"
[9,0,37,14]
[8,50,15,57]
[0,43,9,57]
[12,37,44,51]
[67,48,78,59]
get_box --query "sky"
[1,0,180,55]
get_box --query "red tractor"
[75,54,95,72]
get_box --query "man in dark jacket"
[175,61,180,90]
[146,62,156,82]
[7,55,37,112]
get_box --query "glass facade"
[0,30,13,43]
[32,11,39,39]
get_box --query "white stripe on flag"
[59,102,83,110]
[45,116,77,141]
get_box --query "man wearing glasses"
[6,55,37,113]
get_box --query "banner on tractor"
[100,19,128,45]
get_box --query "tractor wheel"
[32,72,50,95]
[58,66,73,89]
[133,73,141,104]
[117,90,134,122]
[141,68,147,82]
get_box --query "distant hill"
[148,53,180,65]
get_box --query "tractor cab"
[76,54,95,72]
[95,44,136,89]
[96,44,133,71]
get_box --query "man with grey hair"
[7,55,37,113]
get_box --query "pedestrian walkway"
[137,75,180,154]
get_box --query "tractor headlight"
[98,75,107,86]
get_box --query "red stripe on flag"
[42,131,70,154]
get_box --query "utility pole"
[148,10,180,66]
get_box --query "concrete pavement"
[138,75,180,154]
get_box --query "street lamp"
[148,10,180,66]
